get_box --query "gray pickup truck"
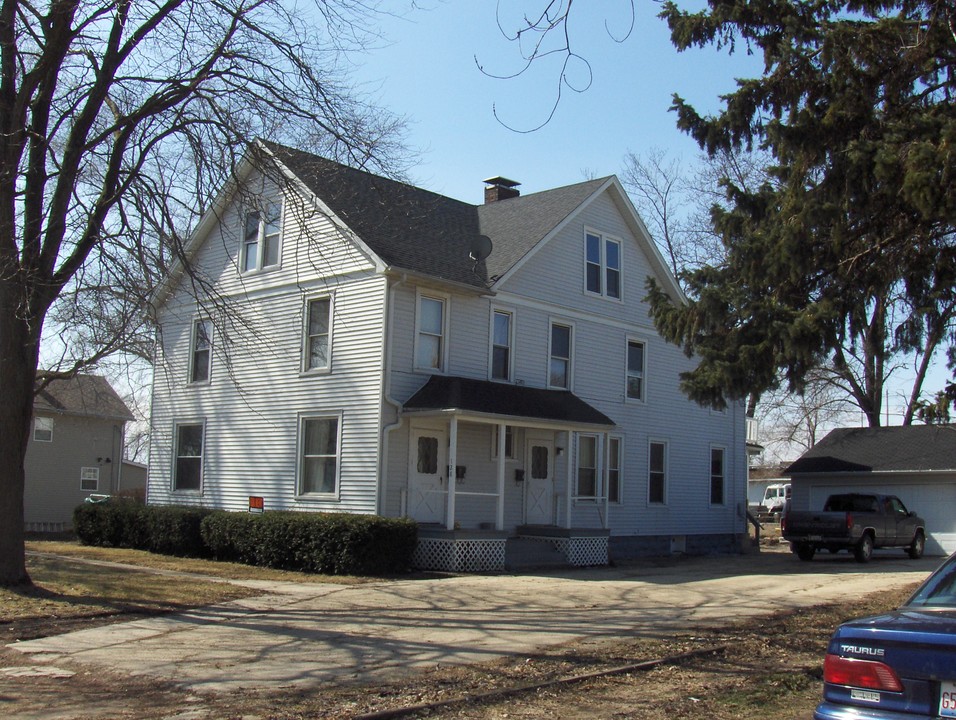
[781,493,926,563]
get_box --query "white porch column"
[446,416,458,530]
[496,422,506,530]
[564,432,574,529]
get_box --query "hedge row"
[200,511,418,575]
[72,502,418,575]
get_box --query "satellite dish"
[469,235,493,262]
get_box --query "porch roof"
[402,375,615,430]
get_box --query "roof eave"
[401,407,615,432]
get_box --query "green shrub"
[200,511,418,575]
[73,501,211,556]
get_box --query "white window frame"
[414,290,449,373]
[302,295,333,373]
[607,434,623,504]
[33,416,53,442]
[710,445,726,506]
[240,200,283,273]
[491,425,516,460]
[80,467,100,492]
[489,307,514,382]
[648,439,668,505]
[584,229,622,300]
[172,421,205,493]
[575,433,600,500]
[548,320,574,390]
[296,413,342,499]
[189,318,212,385]
[625,338,646,402]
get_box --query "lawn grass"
[2,538,367,625]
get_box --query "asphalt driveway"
[9,547,939,695]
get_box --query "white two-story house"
[148,142,747,571]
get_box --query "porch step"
[504,537,568,571]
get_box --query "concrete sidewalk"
[9,548,939,694]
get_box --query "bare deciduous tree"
[0,0,410,586]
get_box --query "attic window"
[585,231,621,300]
[33,416,53,442]
[241,201,282,273]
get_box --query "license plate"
[941,681,956,718]
[808,535,823,542]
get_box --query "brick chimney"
[483,176,521,203]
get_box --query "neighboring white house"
[148,142,748,571]
[27,374,136,531]
[786,424,956,556]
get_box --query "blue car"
[815,552,956,720]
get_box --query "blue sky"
[354,1,762,203]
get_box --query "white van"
[760,483,791,515]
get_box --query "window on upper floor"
[33,416,53,442]
[585,231,621,299]
[415,294,447,372]
[549,321,572,389]
[189,319,212,384]
[298,415,340,496]
[710,446,726,505]
[304,297,332,372]
[173,422,204,492]
[626,339,645,401]
[241,201,282,273]
[491,309,513,381]
[648,440,667,504]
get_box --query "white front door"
[525,437,554,525]
[408,427,447,524]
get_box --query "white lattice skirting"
[523,535,609,566]
[413,537,507,572]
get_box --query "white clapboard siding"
[149,176,387,515]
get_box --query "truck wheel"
[796,544,816,561]
[854,533,874,563]
[907,531,925,560]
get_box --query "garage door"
[808,483,956,556]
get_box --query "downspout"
[379,273,407,517]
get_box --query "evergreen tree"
[648,0,956,425]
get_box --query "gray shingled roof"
[404,375,615,428]
[262,142,608,289]
[35,374,134,422]
[785,424,956,474]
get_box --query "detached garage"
[786,424,956,556]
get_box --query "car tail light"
[846,513,854,531]
[824,654,904,692]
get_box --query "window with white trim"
[710,446,726,505]
[173,422,204,491]
[304,297,331,371]
[241,201,282,272]
[576,434,598,499]
[80,467,100,492]
[626,340,645,401]
[491,425,516,460]
[607,436,622,503]
[415,294,446,371]
[491,309,513,381]
[648,440,667,504]
[585,231,621,299]
[299,416,340,495]
[549,322,572,389]
[33,416,53,442]
[189,319,212,384]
